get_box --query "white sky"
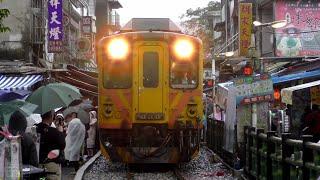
[117,0,212,26]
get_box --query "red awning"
[51,65,98,105]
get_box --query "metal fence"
[243,126,320,180]
[207,119,224,154]
[206,119,236,166]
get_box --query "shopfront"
[281,80,320,136]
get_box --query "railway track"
[126,164,183,180]
[78,146,234,180]
[126,168,185,180]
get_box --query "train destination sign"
[136,113,164,120]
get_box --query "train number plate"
[136,113,164,120]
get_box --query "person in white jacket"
[86,110,97,157]
[63,107,86,171]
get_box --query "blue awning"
[0,75,43,102]
[272,69,320,84]
[0,75,42,91]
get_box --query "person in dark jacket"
[8,111,39,167]
[36,110,65,180]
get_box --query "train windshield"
[143,52,159,88]
[170,60,198,89]
[103,60,132,89]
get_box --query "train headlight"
[107,39,129,60]
[174,39,194,59]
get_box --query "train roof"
[121,18,182,33]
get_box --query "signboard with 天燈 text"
[48,0,63,53]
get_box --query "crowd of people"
[0,101,98,180]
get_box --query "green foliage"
[180,1,221,61]
[0,0,10,32]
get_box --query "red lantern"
[274,89,281,100]
[243,64,253,76]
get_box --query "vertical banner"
[48,0,63,53]
[239,3,252,57]
[275,0,320,57]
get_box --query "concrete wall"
[0,0,31,61]
[255,0,274,57]
[260,5,274,57]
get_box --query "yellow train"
[97,18,203,163]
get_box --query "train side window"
[170,60,198,89]
[143,52,159,88]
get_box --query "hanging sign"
[233,74,274,105]
[82,16,92,35]
[239,3,252,57]
[48,0,63,53]
[275,0,320,57]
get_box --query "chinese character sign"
[275,0,320,57]
[239,3,252,57]
[82,16,92,34]
[233,75,274,105]
[48,0,63,53]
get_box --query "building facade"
[0,0,123,71]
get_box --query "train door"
[136,46,164,120]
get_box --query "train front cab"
[98,32,203,163]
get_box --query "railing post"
[207,119,211,149]
[302,135,313,180]
[209,119,213,150]
[248,127,255,178]
[282,133,291,180]
[213,120,217,152]
[267,131,276,180]
[256,128,264,179]
[243,126,249,173]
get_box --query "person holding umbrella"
[8,111,39,167]
[36,110,65,180]
[63,107,86,172]
[25,82,83,177]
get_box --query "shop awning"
[51,65,98,105]
[0,75,42,91]
[0,75,43,102]
[281,80,320,105]
[272,69,320,84]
